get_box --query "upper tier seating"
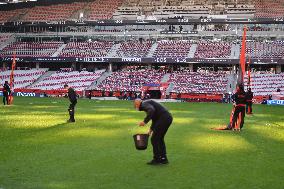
[0,69,48,89]
[87,0,123,20]
[194,41,232,58]
[254,0,284,18]
[59,42,114,57]
[115,0,255,19]
[31,70,105,91]
[0,9,27,23]
[0,42,64,57]
[22,2,86,22]
[169,69,228,94]
[2,0,281,22]
[94,68,166,92]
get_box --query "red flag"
[9,53,16,104]
[239,26,247,84]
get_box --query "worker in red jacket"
[229,84,247,130]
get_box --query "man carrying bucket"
[134,99,173,165]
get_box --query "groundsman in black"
[246,88,253,114]
[134,99,173,165]
[64,84,77,123]
[2,81,11,105]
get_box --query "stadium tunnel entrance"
[142,83,169,99]
[148,90,162,99]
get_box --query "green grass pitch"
[0,97,283,189]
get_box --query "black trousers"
[246,101,253,113]
[232,106,245,129]
[3,93,9,105]
[151,113,173,159]
[68,100,77,121]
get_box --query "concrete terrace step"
[166,82,175,95]
[27,71,56,88]
[0,35,16,51]
[147,42,158,57]
[87,71,112,90]
[107,43,121,58]
[161,73,171,83]
[187,44,197,58]
[52,44,67,57]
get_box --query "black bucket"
[133,134,149,150]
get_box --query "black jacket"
[246,91,253,102]
[232,91,247,106]
[139,100,171,124]
[68,88,77,102]
[3,83,11,94]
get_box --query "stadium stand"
[31,70,105,91]
[169,69,228,94]
[0,42,64,57]
[21,2,86,22]
[0,69,48,89]
[59,41,114,57]
[245,72,284,96]
[116,41,152,58]
[94,68,166,92]
[245,41,284,59]
[194,41,232,58]
[153,40,192,58]
[114,0,256,19]
[1,39,284,60]
[1,0,280,22]
[0,9,27,23]
[0,34,11,46]
[254,0,284,18]
[87,0,123,20]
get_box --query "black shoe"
[160,158,169,164]
[67,119,75,123]
[147,159,161,165]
